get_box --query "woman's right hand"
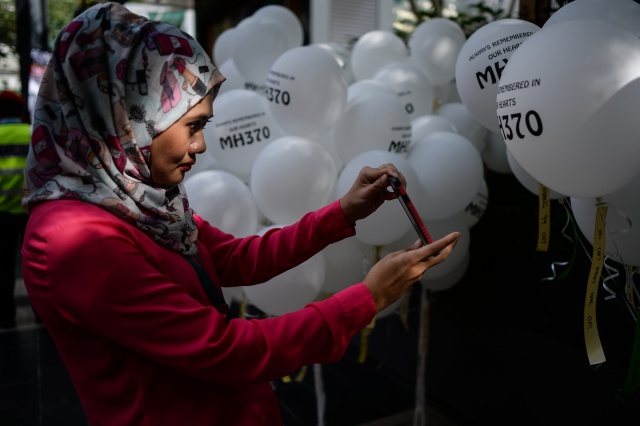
[363,232,461,313]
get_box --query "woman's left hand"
[339,163,406,225]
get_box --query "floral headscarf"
[22,2,225,255]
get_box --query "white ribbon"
[413,282,428,426]
[314,363,326,426]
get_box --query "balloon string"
[598,199,633,267]
[567,200,595,265]
[600,254,639,325]
[602,256,619,301]
[594,200,639,323]
[604,201,633,237]
[313,364,326,426]
[539,199,576,283]
[626,271,638,323]
[564,200,638,326]
[627,267,640,319]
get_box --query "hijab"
[22,2,225,255]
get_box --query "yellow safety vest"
[0,123,31,214]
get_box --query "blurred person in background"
[0,90,31,329]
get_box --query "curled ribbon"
[601,256,620,302]
[539,199,576,283]
[625,266,638,318]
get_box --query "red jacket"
[22,199,376,425]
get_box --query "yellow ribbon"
[358,245,383,363]
[294,365,308,382]
[281,366,309,383]
[626,266,637,313]
[537,183,550,252]
[584,198,607,365]
[358,316,376,363]
[400,295,411,331]
[238,299,247,319]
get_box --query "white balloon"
[314,130,344,174]
[373,60,436,118]
[544,0,640,37]
[334,90,412,165]
[222,286,245,303]
[266,45,348,138]
[189,149,223,176]
[243,225,325,316]
[409,18,466,86]
[411,114,457,149]
[321,237,374,294]
[382,212,471,282]
[506,149,564,200]
[254,5,304,47]
[213,27,235,67]
[347,79,396,102]
[422,213,470,280]
[455,19,540,132]
[462,179,489,228]
[376,291,410,319]
[570,170,640,266]
[335,151,416,246]
[250,136,338,224]
[433,80,461,106]
[408,131,484,220]
[232,15,293,86]
[482,130,512,174]
[206,89,285,176]
[434,102,487,152]
[497,19,640,198]
[351,30,409,81]
[183,170,259,237]
[424,248,470,292]
[314,42,355,86]
[216,59,248,97]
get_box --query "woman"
[21,3,460,425]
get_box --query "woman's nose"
[191,134,207,154]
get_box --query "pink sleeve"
[23,201,374,384]
[196,199,356,286]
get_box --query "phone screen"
[388,176,433,246]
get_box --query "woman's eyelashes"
[188,118,211,134]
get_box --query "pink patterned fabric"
[22,2,225,254]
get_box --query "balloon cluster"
[185,2,640,315]
[455,0,640,270]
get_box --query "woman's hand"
[339,163,406,225]
[363,232,461,313]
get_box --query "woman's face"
[150,93,214,186]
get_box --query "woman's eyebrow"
[187,113,213,122]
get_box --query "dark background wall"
[415,169,640,425]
